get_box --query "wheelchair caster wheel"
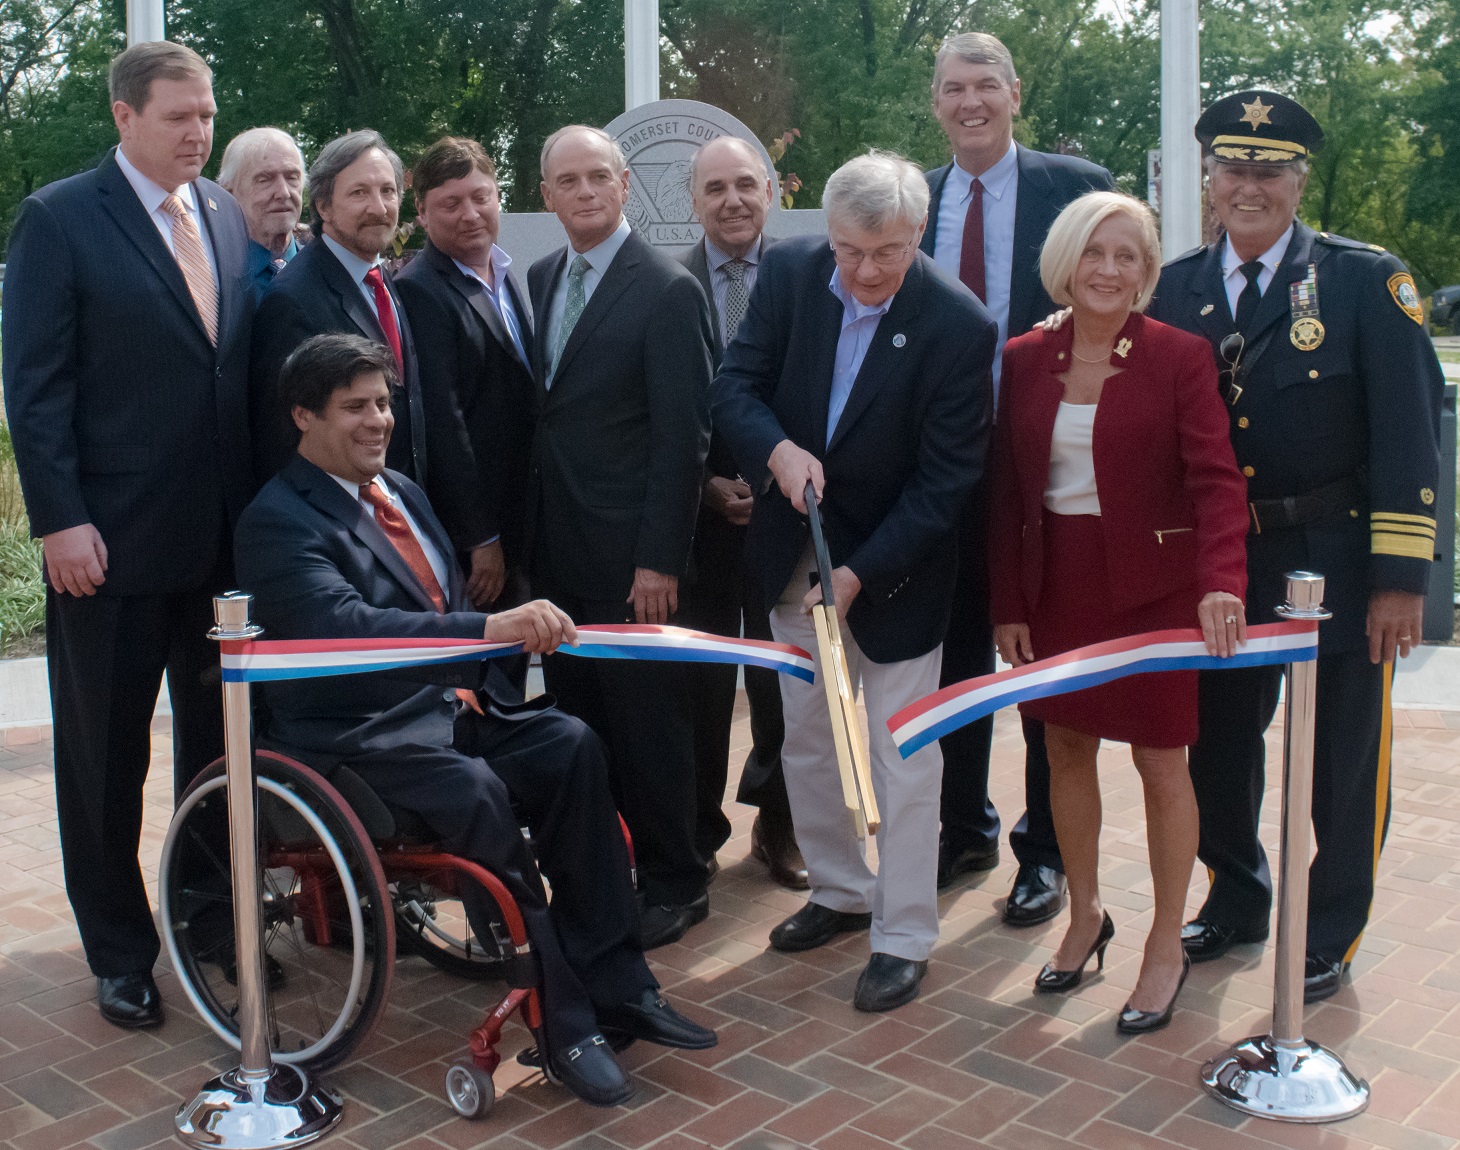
[445,1060,495,1118]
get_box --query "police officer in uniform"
[1147,91,1445,1003]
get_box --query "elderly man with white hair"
[713,150,997,1011]
[218,126,306,296]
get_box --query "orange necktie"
[161,193,219,344]
[359,482,446,612]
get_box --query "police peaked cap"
[1195,90,1324,164]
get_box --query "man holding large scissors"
[713,151,995,1011]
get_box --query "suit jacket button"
[443,689,457,703]
[1237,417,1249,429]
[1242,466,1255,478]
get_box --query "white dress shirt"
[321,233,402,332]
[114,146,218,284]
[453,246,531,366]
[544,215,633,379]
[931,141,1019,399]
[704,235,765,347]
[1221,224,1294,320]
[335,472,450,596]
[826,268,895,445]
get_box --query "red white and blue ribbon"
[219,624,816,684]
[888,621,1319,759]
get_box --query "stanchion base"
[1201,1035,1369,1123]
[175,1063,342,1148]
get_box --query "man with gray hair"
[921,30,1116,925]
[713,150,996,1011]
[218,126,306,297]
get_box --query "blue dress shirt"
[826,267,894,446]
[247,236,297,298]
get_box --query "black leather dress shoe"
[1003,864,1067,927]
[936,840,1000,892]
[97,974,163,1029]
[751,815,810,891]
[639,893,710,950]
[1303,954,1349,1003]
[546,1034,635,1108]
[768,902,872,953]
[598,988,717,1049]
[1180,918,1269,963]
[853,953,928,1012]
[1116,955,1190,1035]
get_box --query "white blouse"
[1044,402,1101,515]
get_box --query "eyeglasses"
[1218,332,1245,405]
[828,239,914,268]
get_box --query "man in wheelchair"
[233,333,716,1106]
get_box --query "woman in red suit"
[989,191,1248,1034]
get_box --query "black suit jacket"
[526,228,713,600]
[712,235,997,663]
[395,241,535,559]
[921,145,1116,337]
[234,456,518,758]
[249,238,429,490]
[2,148,254,595]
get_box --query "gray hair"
[689,136,769,191]
[823,150,930,233]
[308,130,402,235]
[933,32,1016,91]
[540,125,627,181]
[1202,153,1309,178]
[218,127,306,192]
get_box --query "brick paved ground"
[2,699,1459,1150]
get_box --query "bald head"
[219,127,306,255]
[690,136,773,260]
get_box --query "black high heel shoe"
[1033,911,1115,994]
[1116,953,1190,1034]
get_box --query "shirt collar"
[949,140,1018,204]
[705,235,763,274]
[321,232,384,287]
[115,145,198,215]
[452,244,514,292]
[333,471,390,503]
[1222,224,1294,279]
[570,215,631,276]
[828,267,895,322]
[248,236,296,274]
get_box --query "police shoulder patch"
[1387,272,1424,325]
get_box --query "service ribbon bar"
[888,621,1319,759]
[220,625,815,684]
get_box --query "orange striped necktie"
[359,482,446,612]
[161,193,219,345]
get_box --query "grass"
[0,418,46,655]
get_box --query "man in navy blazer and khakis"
[1,43,254,1028]
[920,32,1116,922]
[714,152,995,1012]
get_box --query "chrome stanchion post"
[1200,572,1370,1123]
[176,592,343,1148]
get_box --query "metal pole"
[1159,0,1201,258]
[176,593,344,1149]
[624,0,660,111]
[125,0,166,46]
[1200,573,1370,1123]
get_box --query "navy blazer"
[526,228,713,600]
[2,148,254,595]
[921,145,1115,338]
[395,240,536,560]
[712,235,997,663]
[249,238,428,490]
[234,456,514,759]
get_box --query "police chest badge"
[1387,272,1424,326]
[1288,263,1324,351]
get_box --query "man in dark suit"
[249,130,483,559]
[528,125,714,949]
[395,137,534,623]
[1147,91,1444,1002]
[714,151,996,1011]
[235,333,715,1107]
[1,42,253,1028]
[920,31,1116,924]
[677,136,805,889]
[217,126,306,299]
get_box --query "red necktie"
[363,267,404,371]
[359,482,446,612]
[958,177,987,302]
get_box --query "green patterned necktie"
[550,255,591,382]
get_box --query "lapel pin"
[892,333,906,348]
[207,197,218,211]
[1200,303,1215,316]
[1115,338,1132,358]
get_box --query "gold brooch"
[1114,338,1132,359]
